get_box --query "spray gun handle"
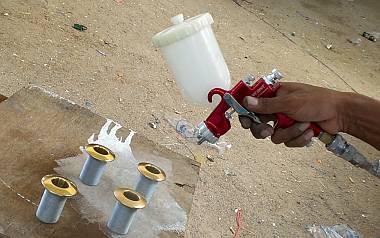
[275,113,322,136]
[258,70,323,136]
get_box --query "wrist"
[335,91,354,133]
[331,90,380,149]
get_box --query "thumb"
[244,96,289,114]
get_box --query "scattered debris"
[148,122,158,129]
[325,44,333,50]
[319,181,326,188]
[84,100,92,108]
[232,208,242,238]
[174,182,193,188]
[347,37,361,45]
[306,224,363,238]
[72,23,87,32]
[224,168,237,176]
[291,32,296,36]
[116,73,124,81]
[148,114,160,129]
[96,49,106,56]
[206,154,215,162]
[102,39,111,45]
[362,31,379,42]
[238,35,245,41]
[348,177,354,183]
[296,11,320,25]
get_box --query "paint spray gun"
[152,13,379,177]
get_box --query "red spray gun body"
[196,69,321,144]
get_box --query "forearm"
[339,92,380,150]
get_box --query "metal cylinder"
[107,188,146,235]
[79,144,115,186]
[36,174,78,223]
[134,162,166,203]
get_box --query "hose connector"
[326,134,380,177]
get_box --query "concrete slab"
[0,86,199,237]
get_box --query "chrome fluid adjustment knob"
[271,69,283,80]
[263,69,283,84]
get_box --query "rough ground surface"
[0,0,379,237]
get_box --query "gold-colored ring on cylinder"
[114,188,146,209]
[137,162,166,182]
[85,144,115,162]
[41,174,78,197]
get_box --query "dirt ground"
[0,0,379,237]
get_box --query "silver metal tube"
[36,175,78,223]
[107,188,146,235]
[134,175,158,202]
[107,201,137,234]
[79,156,106,185]
[134,162,166,203]
[79,144,115,186]
[36,190,67,223]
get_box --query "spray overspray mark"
[55,119,187,237]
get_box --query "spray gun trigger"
[223,93,262,124]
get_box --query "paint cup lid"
[152,13,214,48]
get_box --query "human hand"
[239,82,345,147]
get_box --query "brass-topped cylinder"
[79,144,115,186]
[36,174,78,223]
[107,188,146,235]
[134,162,166,203]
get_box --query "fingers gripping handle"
[275,113,322,136]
